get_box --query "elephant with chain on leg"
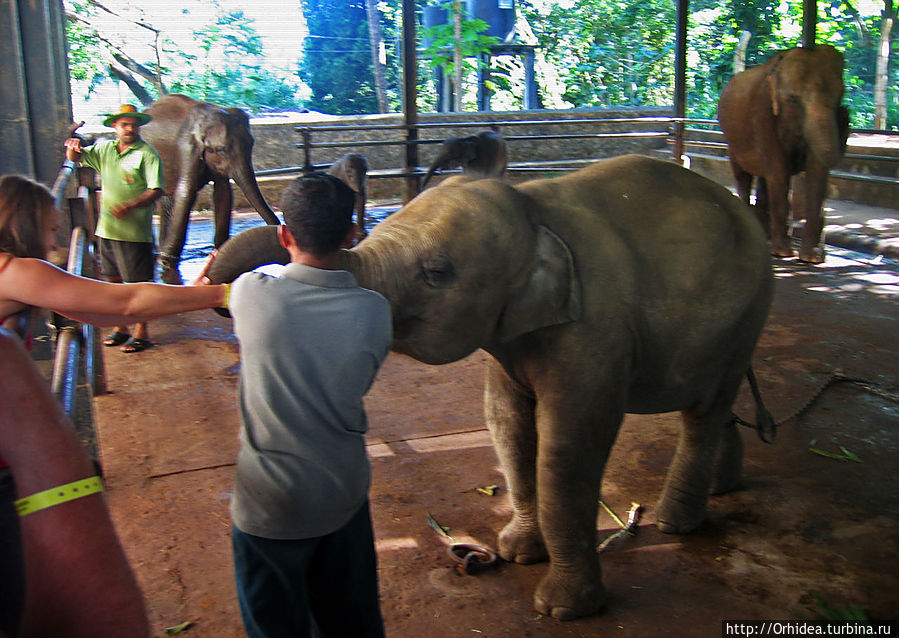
[718,44,849,263]
[140,94,281,284]
[208,155,773,621]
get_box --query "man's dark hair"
[278,172,355,256]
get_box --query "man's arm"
[0,329,150,637]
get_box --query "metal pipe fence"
[283,116,899,192]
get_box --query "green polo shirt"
[80,138,165,243]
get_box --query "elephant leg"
[731,164,753,206]
[657,365,747,533]
[766,173,794,258]
[484,360,544,563]
[532,394,620,620]
[754,178,771,235]
[710,419,743,495]
[797,162,829,263]
[159,185,201,285]
[212,176,234,249]
[157,194,174,248]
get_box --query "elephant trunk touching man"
[208,155,773,621]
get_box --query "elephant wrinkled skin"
[209,155,773,621]
[141,94,281,284]
[718,45,849,263]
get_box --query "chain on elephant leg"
[158,253,182,285]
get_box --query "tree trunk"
[453,0,463,111]
[365,0,389,113]
[875,1,894,130]
[734,30,751,74]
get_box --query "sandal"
[103,331,130,347]
[121,337,153,353]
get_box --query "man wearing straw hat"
[64,104,165,353]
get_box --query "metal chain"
[733,369,899,438]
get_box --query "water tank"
[422,0,516,44]
[466,0,515,41]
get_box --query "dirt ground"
[92,241,898,637]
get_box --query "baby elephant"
[327,153,369,239]
[422,130,508,187]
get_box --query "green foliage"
[167,11,302,111]
[300,0,381,114]
[64,2,304,113]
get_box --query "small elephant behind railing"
[326,153,369,240]
[422,130,508,188]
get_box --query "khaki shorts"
[98,238,155,283]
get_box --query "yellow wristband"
[14,476,103,517]
[221,283,231,309]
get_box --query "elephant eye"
[421,257,457,288]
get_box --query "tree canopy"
[65,0,897,129]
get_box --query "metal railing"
[275,116,899,194]
[47,163,105,423]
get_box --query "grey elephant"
[718,44,849,263]
[140,94,281,284]
[422,129,508,188]
[208,155,773,620]
[327,153,369,239]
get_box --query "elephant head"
[767,45,846,168]
[187,104,277,223]
[209,175,578,364]
[422,130,508,188]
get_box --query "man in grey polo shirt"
[228,172,391,638]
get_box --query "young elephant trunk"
[233,163,279,225]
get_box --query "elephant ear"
[497,225,581,343]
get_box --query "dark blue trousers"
[232,500,386,638]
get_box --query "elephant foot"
[798,245,825,264]
[770,236,795,258]
[158,256,183,285]
[497,517,547,564]
[534,561,606,621]
[656,487,708,534]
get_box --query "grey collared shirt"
[229,262,392,539]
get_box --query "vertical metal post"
[672,0,688,164]
[402,0,420,203]
[802,0,817,48]
[524,49,538,110]
[0,0,73,184]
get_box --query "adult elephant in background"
[327,153,369,239]
[718,44,849,263]
[422,130,508,187]
[207,155,773,621]
[141,94,281,284]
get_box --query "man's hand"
[63,138,83,162]
[110,202,132,219]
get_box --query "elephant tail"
[735,366,777,443]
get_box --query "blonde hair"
[0,174,56,258]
